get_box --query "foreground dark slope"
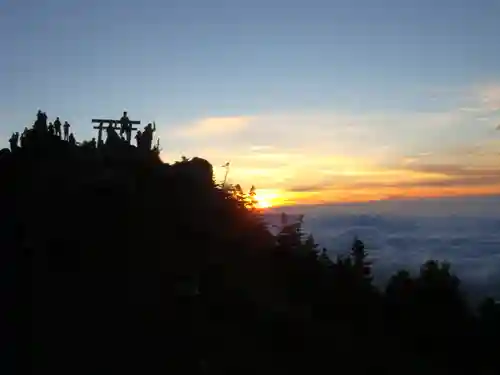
[1,116,500,374]
[0,126,279,374]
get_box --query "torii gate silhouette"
[91,112,141,145]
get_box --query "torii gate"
[91,115,141,145]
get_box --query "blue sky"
[2,0,500,205]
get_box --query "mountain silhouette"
[2,111,500,374]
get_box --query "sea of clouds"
[265,195,500,300]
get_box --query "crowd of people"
[9,110,76,151]
[8,110,159,153]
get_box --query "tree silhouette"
[351,235,373,285]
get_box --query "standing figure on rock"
[68,133,76,145]
[20,127,29,148]
[106,123,119,145]
[34,110,47,133]
[48,122,54,135]
[126,126,132,143]
[135,130,142,148]
[141,122,156,150]
[8,132,19,152]
[119,111,130,139]
[63,121,70,141]
[54,117,62,138]
[125,121,133,144]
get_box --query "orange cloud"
[279,158,500,206]
[155,93,500,206]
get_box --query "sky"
[2,0,500,206]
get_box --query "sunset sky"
[2,0,500,206]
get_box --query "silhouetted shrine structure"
[91,112,158,151]
[92,111,141,145]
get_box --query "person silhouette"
[35,110,47,132]
[135,130,142,148]
[106,123,119,145]
[8,132,19,152]
[54,117,62,138]
[141,122,156,150]
[126,124,132,143]
[48,122,54,135]
[20,127,29,148]
[68,133,76,145]
[90,138,96,148]
[120,111,130,138]
[63,121,70,141]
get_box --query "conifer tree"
[350,236,372,285]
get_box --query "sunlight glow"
[254,189,282,209]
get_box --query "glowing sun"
[256,198,273,209]
[254,190,281,209]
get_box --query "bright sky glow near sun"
[2,0,500,207]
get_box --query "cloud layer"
[265,195,500,300]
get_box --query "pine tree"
[350,236,372,285]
